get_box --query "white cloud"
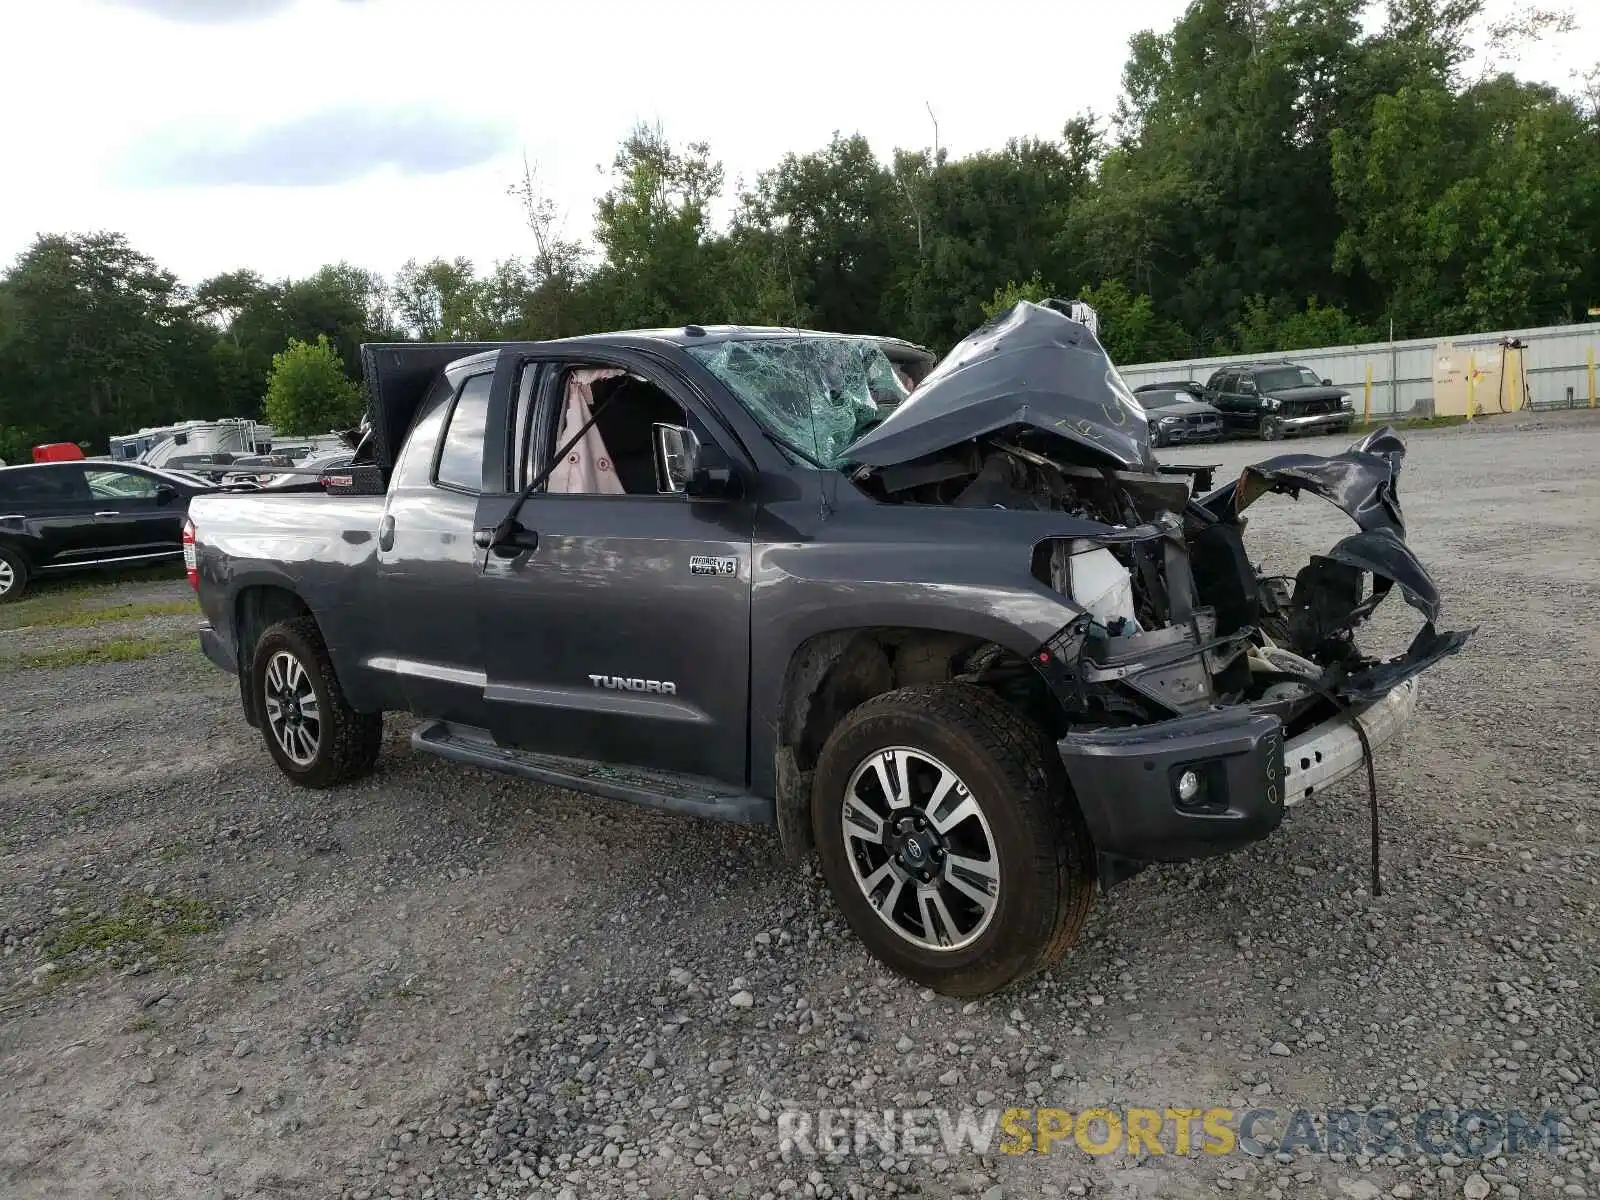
[121,105,513,186]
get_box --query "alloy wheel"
[0,559,14,597]
[263,650,321,766]
[840,747,1000,952]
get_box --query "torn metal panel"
[1337,624,1471,703]
[1322,528,1440,624]
[843,301,1154,472]
[1204,423,1408,535]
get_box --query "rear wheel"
[0,546,28,603]
[251,617,381,787]
[811,684,1095,997]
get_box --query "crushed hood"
[843,301,1155,472]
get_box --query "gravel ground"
[1,413,1596,1200]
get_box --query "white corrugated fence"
[1117,321,1600,416]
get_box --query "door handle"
[94,511,120,518]
[378,514,395,552]
[474,525,538,556]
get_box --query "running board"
[409,720,774,826]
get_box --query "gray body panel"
[189,333,1090,807]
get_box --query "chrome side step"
[409,720,775,826]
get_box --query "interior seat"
[591,377,685,494]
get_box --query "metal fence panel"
[1118,322,1600,415]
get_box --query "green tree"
[0,232,214,451]
[1078,279,1192,363]
[1233,295,1375,352]
[263,335,364,435]
[980,274,1053,320]
[588,123,725,330]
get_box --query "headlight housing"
[1262,396,1281,412]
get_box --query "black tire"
[251,616,381,788]
[1259,415,1284,441]
[0,545,28,603]
[811,684,1095,997]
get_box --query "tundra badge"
[589,675,677,695]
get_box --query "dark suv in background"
[0,462,214,601]
[1204,361,1353,440]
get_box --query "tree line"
[2,0,1595,453]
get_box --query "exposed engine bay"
[841,302,1473,738]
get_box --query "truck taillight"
[182,517,198,590]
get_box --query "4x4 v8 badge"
[690,555,738,577]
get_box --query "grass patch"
[45,894,218,976]
[6,633,192,671]
[1353,414,1469,433]
[0,598,196,634]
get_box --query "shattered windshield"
[687,338,908,468]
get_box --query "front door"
[472,354,755,787]
[82,467,183,556]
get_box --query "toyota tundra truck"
[186,302,1470,996]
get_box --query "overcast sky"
[0,0,1591,287]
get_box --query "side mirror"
[654,424,737,498]
[1321,377,1333,386]
[155,483,178,504]
[654,423,699,494]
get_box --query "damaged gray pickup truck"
[187,301,1470,996]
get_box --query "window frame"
[0,465,92,506]
[430,370,495,496]
[520,359,691,501]
[84,467,161,501]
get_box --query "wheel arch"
[233,584,316,727]
[771,625,1054,859]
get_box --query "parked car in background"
[1133,384,1225,447]
[1134,380,1208,402]
[0,461,215,601]
[1202,361,1353,440]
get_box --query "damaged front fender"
[1210,426,1473,704]
[1204,425,1409,535]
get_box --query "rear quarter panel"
[188,492,393,710]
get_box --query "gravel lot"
[2,413,1596,1200]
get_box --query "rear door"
[471,349,756,786]
[372,366,496,728]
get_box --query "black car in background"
[1203,361,1353,440]
[1133,383,1225,447]
[0,462,215,601]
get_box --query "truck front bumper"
[1057,680,1417,870]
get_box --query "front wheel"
[1259,415,1284,441]
[811,684,1095,997]
[251,617,381,788]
